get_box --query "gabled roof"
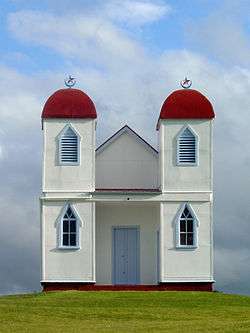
[96,125,158,155]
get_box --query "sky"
[0,0,250,295]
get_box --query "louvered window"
[59,127,79,164]
[177,128,197,165]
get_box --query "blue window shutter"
[60,127,78,163]
[178,128,196,164]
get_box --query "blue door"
[113,227,139,285]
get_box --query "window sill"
[58,246,80,250]
[59,162,80,166]
[176,246,197,250]
[177,163,198,167]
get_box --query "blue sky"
[0,0,241,74]
[1,0,250,76]
[1,0,250,295]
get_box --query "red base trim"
[41,282,213,292]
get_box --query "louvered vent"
[178,128,196,164]
[60,127,78,163]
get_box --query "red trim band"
[41,282,213,292]
[95,188,160,192]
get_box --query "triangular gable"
[96,125,158,156]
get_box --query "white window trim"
[56,203,82,250]
[176,125,199,167]
[58,124,81,166]
[175,203,199,249]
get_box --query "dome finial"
[180,77,192,89]
[64,75,76,88]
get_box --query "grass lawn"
[0,291,250,332]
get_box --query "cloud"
[186,4,250,66]
[0,68,43,293]
[103,0,171,25]
[0,145,3,160]
[2,49,250,295]
[215,247,250,294]
[7,10,144,68]
[2,4,250,296]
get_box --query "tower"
[40,86,97,288]
[157,84,215,289]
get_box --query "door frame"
[112,226,140,285]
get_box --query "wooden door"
[113,227,139,285]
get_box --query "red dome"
[159,89,215,120]
[42,88,97,119]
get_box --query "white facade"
[160,201,213,282]
[96,126,159,189]
[42,118,96,192]
[41,111,214,287]
[41,117,96,283]
[41,201,95,282]
[96,203,159,285]
[159,119,213,192]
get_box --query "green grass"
[0,291,250,332]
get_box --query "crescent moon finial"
[180,77,192,89]
[65,75,76,88]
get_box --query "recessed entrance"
[112,227,140,285]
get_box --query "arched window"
[177,126,198,165]
[176,204,198,248]
[59,125,80,165]
[58,204,80,249]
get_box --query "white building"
[40,83,215,291]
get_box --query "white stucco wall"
[95,203,160,285]
[160,201,213,282]
[42,118,96,192]
[159,120,213,192]
[41,118,213,285]
[96,131,159,189]
[41,201,95,282]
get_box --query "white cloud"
[0,145,3,160]
[3,4,250,295]
[7,10,144,68]
[187,9,250,66]
[2,50,250,295]
[103,0,171,25]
